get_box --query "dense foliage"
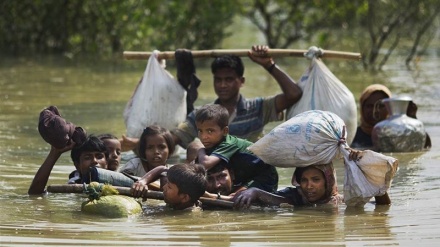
[1,0,438,70]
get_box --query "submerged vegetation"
[1,0,439,70]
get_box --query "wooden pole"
[123,49,361,61]
[46,184,234,209]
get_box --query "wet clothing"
[274,163,341,206]
[206,134,278,193]
[351,84,392,148]
[172,94,281,148]
[351,126,374,149]
[118,157,169,177]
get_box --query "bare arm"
[28,143,75,195]
[233,187,289,209]
[248,45,302,113]
[375,192,391,205]
[131,165,168,199]
[197,148,221,170]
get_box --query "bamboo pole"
[47,184,234,209]
[123,49,361,60]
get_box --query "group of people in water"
[28,45,430,211]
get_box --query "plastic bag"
[248,110,346,167]
[123,51,187,138]
[342,148,398,207]
[81,195,142,218]
[286,58,357,144]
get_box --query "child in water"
[131,163,207,210]
[119,125,175,177]
[97,133,122,171]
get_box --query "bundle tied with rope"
[248,110,398,206]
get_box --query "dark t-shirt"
[350,126,373,149]
[206,135,278,193]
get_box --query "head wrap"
[292,163,339,205]
[38,106,87,149]
[359,84,392,135]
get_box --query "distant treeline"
[1,0,439,70]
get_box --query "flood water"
[1,50,439,246]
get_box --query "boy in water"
[187,104,278,199]
[131,163,207,210]
[28,135,107,194]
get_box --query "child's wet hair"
[96,133,119,159]
[70,135,107,164]
[138,125,175,160]
[195,104,229,129]
[167,163,207,203]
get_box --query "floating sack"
[342,148,398,207]
[286,56,357,144]
[123,51,187,138]
[81,183,142,218]
[38,105,87,149]
[248,110,346,167]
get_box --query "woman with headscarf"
[351,84,431,149]
[351,84,392,149]
[232,149,392,208]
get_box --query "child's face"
[103,139,121,171]
[299,167,326,203]
[144,134,169,169]
[77,151,107,176]
[196,119,228,149]
[162,181,187,206]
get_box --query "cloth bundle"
[249,110,346,167]
[38,105,87,149]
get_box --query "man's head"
[70,135,107,177]
[164,163,207,209]
[211,55,245,102]
[206,164,234,196]
[195,104,229,149]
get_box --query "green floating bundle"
[81,182,142,218]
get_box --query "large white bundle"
[342,148,398,207]
[248,110,346,167]
[286,57,357,144]
[123,51,187,138]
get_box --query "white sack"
[123,51,187,138]
[286,58,357,144]
[248,110,346,167]
[342,148,398,207]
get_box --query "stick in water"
[46,184,234,208]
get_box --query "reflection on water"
[1,53,440,246]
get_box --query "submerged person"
[29,135,108,194]
[233,150,391,208]
[351,84,431,149]
[120,45,302,150]
[131,163,207,210]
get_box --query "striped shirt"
[171,94,282,148]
